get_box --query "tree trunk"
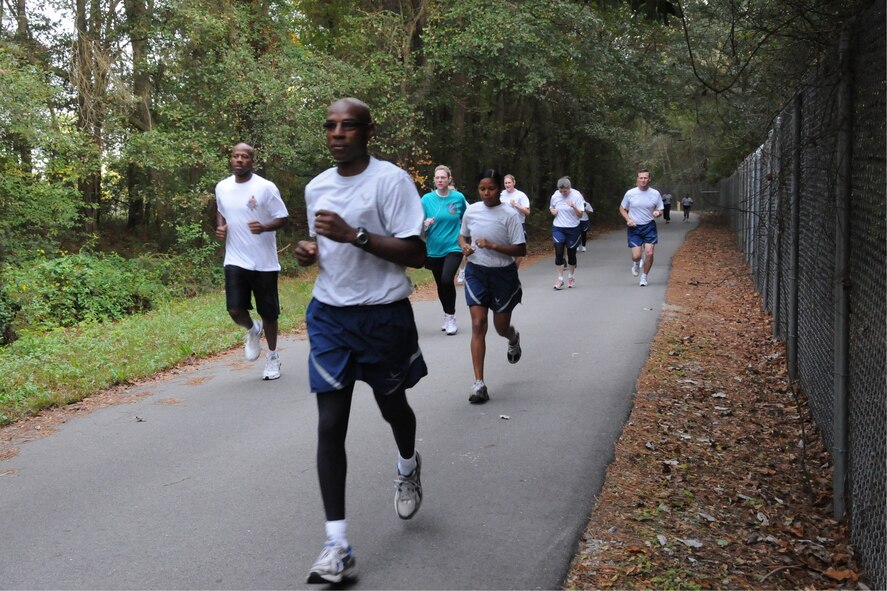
[12,0,33,173]
[124,0,154,230]
[74,0,108,232]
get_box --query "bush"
[148,222,224,297]
[0,282,19,344]
[6,253,170,332]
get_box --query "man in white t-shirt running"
[619,169,664,287]
[295,98,427,585]
[215,143,289,379]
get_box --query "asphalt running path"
[0,216,697,590]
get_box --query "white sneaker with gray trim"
[306,541,355,584]
[263,351,281,380]
[444,314,457,335]
[245,321,262,361]
[394,452,423,519]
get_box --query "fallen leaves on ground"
[564,216,862,590]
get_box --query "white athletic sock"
[558,275,564,281]
[250,319,261,334]
[325,520,348,548]
[398,452,417,476]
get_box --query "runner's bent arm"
[619,205,636,226]
[248,216,289,234]
[313,209,425,268]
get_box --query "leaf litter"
[564,216,863,590]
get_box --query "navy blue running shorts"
[552,225,581,249]
[306,298,428,395]
[463,262,523,314]
[627,221,659,248]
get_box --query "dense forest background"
[0,0,869,340]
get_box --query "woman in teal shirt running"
[422,165,468,335]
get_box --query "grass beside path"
[0,269,432,426]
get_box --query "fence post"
[772,120,783,333]
[763,135,773,311]
[788,94,801,383]
[832,23,854,522]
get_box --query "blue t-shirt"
[421,190,468,258]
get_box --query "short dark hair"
[477,168,504,190]
[637,168,650,175]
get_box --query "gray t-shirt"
[460,202,525,268]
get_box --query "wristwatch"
[352,226,369,248]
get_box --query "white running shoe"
[507,332,521,364]
[631,262,640,277]
[553,279,565,290]
[441,314,447,331]
[579,245,587,252]
[306,542,355,584]
[639,274,648,287]
[263,352,281,380]
[394,452,423,519]
[456,268,465,284]
[444,314,457,335]
[244,321,262,361]
[469,380,489,404]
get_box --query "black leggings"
[425,252,463,314]
[316,385,417,521]
[554,242,577,267]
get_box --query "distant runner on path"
[500,174,531,268]
[549,176,585,290]
[661,192,673,223]
[295,98,428,585]
[215,142,289,381]
[681,194,694,221]
[619,169,663,287]
[579,199,594,252]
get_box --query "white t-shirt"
[304,157,424,306]
[581,201,594,222]
[620,187,664,225]
[215,173,289,271]
[460,202,525,268]
[500,188,530,223]
[549,189,585,228]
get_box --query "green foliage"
[0,270,433,426]
[5,253,170,332]
[142,222,224,298]
[0,280,20,345]
[0,46,87,262]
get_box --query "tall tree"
[123,0,154,229]
[72,0,119,231]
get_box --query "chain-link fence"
[718,1,885,587]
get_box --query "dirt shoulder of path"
[564,215,863,590]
